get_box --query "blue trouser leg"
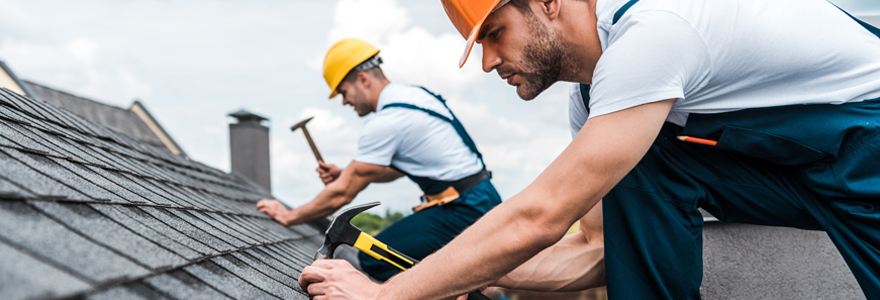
[358,180,501,281]
[604,122,880,299]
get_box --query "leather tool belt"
[413,170,491,212]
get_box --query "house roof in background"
[21,81,187,156]
[0,87,323,300]
[0,61,37,98]
[128,99,187,157]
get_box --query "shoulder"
[378,85,450,118]
[362,115,400,137]
[383,84,436,104]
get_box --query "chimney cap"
[229,109,268,123]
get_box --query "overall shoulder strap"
[612,0,641,25]
[382,87,485,163]
[828,1,880,39]
[579,83,591,114]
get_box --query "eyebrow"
[477,22,498,41]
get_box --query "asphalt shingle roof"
[21,81,168,149]
[0,87,324,300]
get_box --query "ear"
[539,0,561,20]
[357,71,371,89]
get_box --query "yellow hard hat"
[323,38,381,99]
[441,0,508,68]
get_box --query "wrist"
[492,276,516,289]
[371,285,396,300]
[282,209,299,226]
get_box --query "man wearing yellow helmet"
[256,38,502,282]
[297,0,880,299]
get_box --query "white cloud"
[327,0,410,45]
[0,37,152,105]
[67,39,98,63]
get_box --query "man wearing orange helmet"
[257,38,501,282]
[299,0,880,299]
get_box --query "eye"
[488,28,502,39]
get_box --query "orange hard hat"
[441,0,509,68]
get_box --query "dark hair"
[341,57,386,84]
[505,0,590,15]
[506,0,532,13]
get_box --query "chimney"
[229,110,271,192]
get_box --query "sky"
[1,0,879,214]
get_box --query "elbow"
[329,196,352,211]
[324,182,354,209]
[510,208,572,254]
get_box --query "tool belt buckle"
[413,186,460,212]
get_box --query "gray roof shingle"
[0,87,321,300]
[21,81,168,149]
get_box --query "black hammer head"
[290,116,314,132]
[314,201,381,261]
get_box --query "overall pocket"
[713,125,829,165]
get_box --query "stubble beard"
[512,16,572,101]
[353,87,374,117]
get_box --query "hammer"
[290,116,323,163]
[315,202,491,300]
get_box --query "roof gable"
[22,81,172,151]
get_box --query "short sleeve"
[353,118,401,166]
[569,83,590,139]
[589,10,712,119]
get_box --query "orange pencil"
[677,136,718,146]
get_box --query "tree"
[350,209,408,235]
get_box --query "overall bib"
[596,1,880,299]
[357,87,502,281]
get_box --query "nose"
[481,44,502,73]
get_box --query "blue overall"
[598,1,880,299]
[357,87,502,281]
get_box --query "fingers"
[299,259,354,290]
[300,260,372,299]
[255,199,269,208]
[299,266,326,290]
[256,200,283,216]
[311,259,352,269]
[298,259,353,290]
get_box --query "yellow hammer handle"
[353,232,417,270]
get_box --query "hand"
[317,161,343,185]
[299,259,382,300]
[256,199,292,225]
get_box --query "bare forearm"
[285,185,351,225]
[379,196,583,299]
[494,202,605,292]
[285,162,391,225]
[374,101,673,299]
[378,161,612,298]
[495,230,605,292]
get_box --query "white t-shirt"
[354,83,484,181]
[571,0,880,133]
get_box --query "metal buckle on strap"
[413,186,460,212]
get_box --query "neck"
[558,0,601,84]
[370,79,391,112]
